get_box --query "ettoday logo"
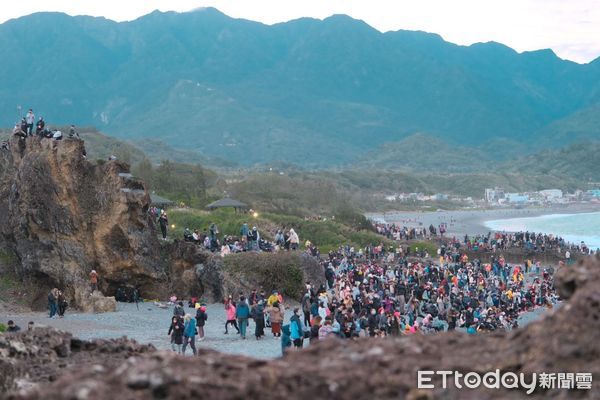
[417,370,593,394]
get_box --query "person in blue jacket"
[281,324,292,355]
[290,307,303,349]
[236,295,251,339]
[182,314,197,355]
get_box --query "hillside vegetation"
[1,9,599,167]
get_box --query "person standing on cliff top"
[25,109,35,136]
[159,211,168,240]
[89,270,98,293]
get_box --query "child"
[281,324,292,355]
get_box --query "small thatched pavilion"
[150,194,175,208]
[206,197,248,212]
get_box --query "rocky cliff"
[0,137,323,308]
[2,255,599,399]
[0,137,166,308]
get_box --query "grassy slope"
[168,208,392,253]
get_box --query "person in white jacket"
[25,109,35,135]
[287,228,300,250]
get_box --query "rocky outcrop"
[0,137,166,308]
[81,292,117,313]
[0,328,155,394]
[5,256,598,399]
[0,137,328,310]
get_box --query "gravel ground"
[2,300,556,360]
[2,302,300,358]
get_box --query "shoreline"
[366,204,600,238]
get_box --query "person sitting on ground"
[7,320,21,332]
[20,118,28,135]
[183,228,194,242]
[36,117,45,135]
[52,130,63,140]
[68,124,80,139]
[13,123,26,138]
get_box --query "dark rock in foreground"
[3,256,599,399]
[0,327,154,395]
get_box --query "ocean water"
[485,211,600,251]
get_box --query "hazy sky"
[2,0,599,63]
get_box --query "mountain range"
[1,8,599,167]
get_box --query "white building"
[539,189,563,201]
[485,187,505,203]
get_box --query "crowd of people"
[461,232,596,256]
[168,301,208,355]
[182,222,311,256]
[10,108,80,141]
[305,247,557,339]
[161,237,560,356]
[373,221,597,256]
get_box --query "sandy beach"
[366,204,600,238]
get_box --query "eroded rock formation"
[3,256,599,399]
[0,137,166,307]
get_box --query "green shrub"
[0,323,6,333]
[223,252,305,299]
[408,241,439,255]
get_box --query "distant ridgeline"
[0,8,599,168]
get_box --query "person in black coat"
[168,316,184,353]
[195,305,208,341]
[251,300,265,339]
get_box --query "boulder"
[80,292,117,313]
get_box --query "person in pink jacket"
[224,298,240,334]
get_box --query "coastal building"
[539,189,563,201]
[504,193,529,204]
[583,189,600,201]
[485,187,505,203]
